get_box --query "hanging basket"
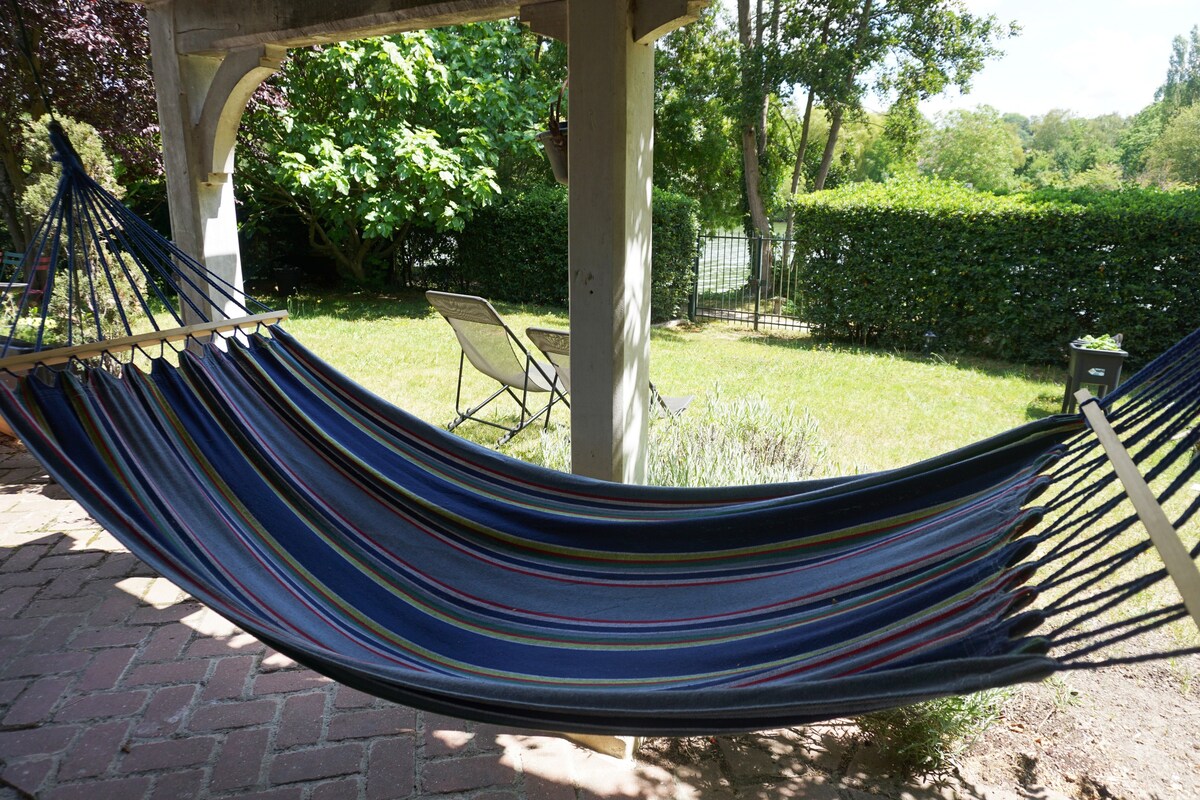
[538,80,568,186]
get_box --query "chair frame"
[525,326,692,419]
[427,292,568,445]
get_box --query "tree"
[1157,25,1200,114]
[0,0,156,252]
[921,106,1023,193]
[238,23,560,286]
[1144,103,1200,185]
[655,6,742,230]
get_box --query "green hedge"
[792,178,1200,365]
[407,185,699,322]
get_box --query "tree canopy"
[237,22,561,286]
[0,0,156,251]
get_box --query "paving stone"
[0,585,41,617]
[201,655,255,701]
[23,595,98,617]
[328,707,416,741]
[0,616,41,637]
[34,552,105,572]
[187,632,265,659]
[367,736,416,800]
[0,723,80,758]
[16,615,86,654]
[1,758,53,797]
[77,646,137,691]
[253,669,330,695]
[276,691,326,748]
[422,753,518,795]
[124,659,208,687]
[268,743,365,785]
[190,698,277,731]
[120,736,217,773]
[148,768,206,800]
[133,684,199,738]
[71,625,152,649]
[334,685,378,709]
[0,544,46,573]
[0,678,27,706]
[523,774,578,800]
[211,727,271,792]
[128,600,204,625]
[313,778,362,800]
[2,675,72,726]
[138,622,194,662]
[55,689,148,721]
[230,789,304,800]
[44,776,153,800]
[2,650,90,679]
[57,720,133,780]
[87,593,140,626]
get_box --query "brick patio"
[1,436,1060,800]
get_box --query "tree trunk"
[814,106,844,191]
[813,0,873,192]
[782,88,817,267]
[738,0,772,294]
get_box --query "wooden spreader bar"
[0,311,288,372]
[1075,388,1200,631]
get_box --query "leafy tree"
[920,106,1023,192]
[1144,103,1200,185]
[238,23,559,286]
[0,0,156,252]
[1118,102,1167,179]
[655,6,742,230]
[1157,25,1200,114]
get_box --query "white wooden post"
[146,4,282,323]
[567,0,655,483]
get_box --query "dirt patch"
[637,646,1200,800]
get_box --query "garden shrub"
[410,185,699,322]
[792,177,1200,365]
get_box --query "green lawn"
[274,289,1065,476]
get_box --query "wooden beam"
[0,311,288,372]
[1076,389,1200,631]
[519,0,566,42]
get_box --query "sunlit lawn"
[273,289,1065,476]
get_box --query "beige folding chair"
[426,291,567,444]
[525,327,693,418]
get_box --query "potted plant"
[1061,333,1129,412]
[537,80,568,185]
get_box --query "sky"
[916,0,1199,119]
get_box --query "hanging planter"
[537,79,568,186]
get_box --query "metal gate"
[691,233,807,331]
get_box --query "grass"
[273,289,1065,476]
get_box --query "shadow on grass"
[730,325,1065,384]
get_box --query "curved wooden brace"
[197,45,287,178]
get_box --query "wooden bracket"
[1076,388,1200,631]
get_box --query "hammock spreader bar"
[1075,388,1200,630]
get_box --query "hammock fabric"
[1,124,1198,735]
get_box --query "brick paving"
[0,436,1042,800]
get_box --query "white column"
[567,0,655,483]
[146,3,282,323]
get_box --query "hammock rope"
[0,125,1198,735]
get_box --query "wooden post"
[1076,389,1200,631]
[567,0,655,483]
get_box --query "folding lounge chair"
[525,327,693,418]
[426,291,567,444]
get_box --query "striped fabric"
[0,328,1086,733]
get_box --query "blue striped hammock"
[1,124,1197,735]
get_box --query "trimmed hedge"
[792,178,1200,365]
[407,185,699,322]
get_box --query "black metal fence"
[691,232,807,331]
